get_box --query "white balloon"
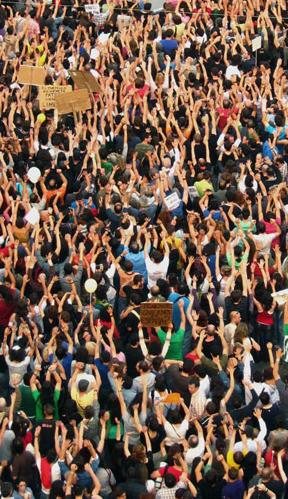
[27,167,41,184]
[25,207,40,226]
[84,278,97,294]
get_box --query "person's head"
[188,375,200,394]
[205,468,217,485]
[16,480,27,494]
[259,391,270,406]
[164,473,177,488]
[137,361,150,375]
[229,311,241,325]
[46,449,58,464]
[234,322,249,343]
[182,358,194,375]
[154,375,166,392]
[261,467,274,483]
[78,379,89,393]
[150,250,164,264]
[111,486,127,499]
[233,451,244,465]
[1,482,13,498]
[231,289,242,304]
[43,403,54,418]
[11,437,24,456]
[188,434,199,448]
[228,468,239,482]
[131,443,146,463]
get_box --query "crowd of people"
[0,0,288,497]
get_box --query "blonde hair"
[234,322,249,343]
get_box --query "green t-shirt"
[18,385,36,419]
[194,180,214,198]
[284,324,288,336]
[32,388,60,422]
[157,327,185,360]
[226,252,248,270]
[106,418,124,440]
[101,160,113,174]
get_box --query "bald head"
[0,398,7,412]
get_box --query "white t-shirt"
[185,436,205,466]
[146,255,169,289]
[225,65,241,80]
[252,233,278,254]
[164,419,189,446]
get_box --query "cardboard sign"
[55,88,91,115]
[164,192,181,211]
[39,85,72,110]
[252,35,262,52]
[140,302,172,327]
[84,3,100,13]
[70,70,101,94]
[163,393,181,404]
[18,65,46,86]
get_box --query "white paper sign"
[25,208,40,226]
[188,186,199,200]
[150,0,165,11]
[84,3,100,14]
[252,36,262,52]
[165,192,181,211]
[271,289,288,306]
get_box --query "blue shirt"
[124,247,147,281]
[222,479,245,499]
[168,292,190,330]
[94,359,110,390]
[160,39,178,54]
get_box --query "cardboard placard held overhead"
[84,3,100,13]
[55,89,91,115]
[163,393,181,404]
[252,35,262,52]
[164,192,181,211]
[39,85,72,110]
[140,302,172,328]
[18,65,46,86]
[70,70,101,94]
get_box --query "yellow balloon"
[37,113,46,124]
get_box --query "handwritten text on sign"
[140,302,172,327]
[39,85,72,110]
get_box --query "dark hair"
[189,375,200,388]
[165,473,177,488]
[0,285,14,304]
[11,437,24,455]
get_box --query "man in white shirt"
[224,311,241,353]
[185,420,205,467]
[188,375,208,420]
[233,409,267,453]
[144,232,170,289]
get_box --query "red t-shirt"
[0,289,17,326]
[263,219,280,249]
[159,466,182,482]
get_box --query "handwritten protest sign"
[164,192,181,211]
[55,89,91,115]
[84,4,100,14]
[39,85,72,110]
[140,302,172,327]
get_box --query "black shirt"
[39,418,56,456]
